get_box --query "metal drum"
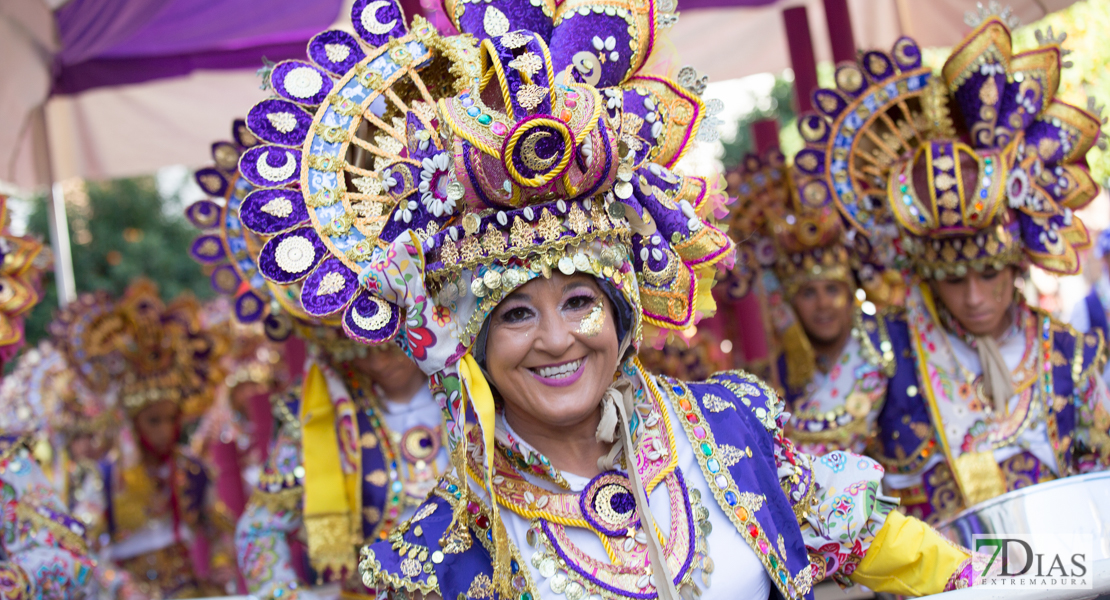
[936,471,1110,560]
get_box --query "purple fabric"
[210,265,241,295]
[238,146,301,188]
[239,188,310,235]
[300,257,358,316]
[194,167,229,197]
[185,200,221,229]
[52,0,344,95]
[270,61,334,106]
[342,289,401,344]
[308,30,367,76]
[190,234,227,263]
[351,0,408,47]
[257,226,326,283]
[52,41,311,95]
[235,291,267,322]
[247,99,314,147]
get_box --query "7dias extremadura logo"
[973,534,1093,589]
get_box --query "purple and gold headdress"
[234,0,732,591]
[792,20,1102,280]
[0,195,45,363]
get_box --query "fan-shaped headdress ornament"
[792,19,1102,280]
[235,0,732,592]
[0,195,45,362]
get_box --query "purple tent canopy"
[52,0,347,95]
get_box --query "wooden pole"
[822,0,857,64]
[28,106,76,307]
[782,7,819,114]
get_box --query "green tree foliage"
[22,176,212,346]
[719,76,797,169]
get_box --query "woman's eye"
[565,295,596,311]
[500,306,533,323]
[981,269,1000,280]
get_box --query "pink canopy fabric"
[0,0,1079,189]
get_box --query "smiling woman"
[233,0,995,596]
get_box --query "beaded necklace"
[469,363,711,600]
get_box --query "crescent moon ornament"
[256,151,296,182]
[351,297,391,330]
[361,1,397,35]
[521,131,559,171]
[571,51,602,87]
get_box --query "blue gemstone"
[392,481,403,492]
[725,491,737,506]
[511,560,519,573]
[708,458,721,473]
[985,166,994,175]
[447,484,458,493]
[980,189,988,199]
[672,385,684,394]
[466,106,480,117]
[487,529,494,541]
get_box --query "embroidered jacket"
[777,310,896,455]
[871,291,1110,524]
[359,367,970,600]
[0,434,96,600]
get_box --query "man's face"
[931,267,1016,338]
[790,279,854,346]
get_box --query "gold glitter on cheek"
[577,302,605,337]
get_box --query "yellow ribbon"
[458,354,514,598]
[300,363,358,580]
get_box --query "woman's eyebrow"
[563,281,589,293]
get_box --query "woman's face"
[133,399,180,458]
[485,273,621,430]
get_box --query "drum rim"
[935,470,1110,531]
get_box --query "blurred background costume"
[791,17,1110,524]
[220,0,993,595]
[184,120,448,599]
[0,195,46,371]
[0,205,114,600]
[727,151,902,456]
[49,281,234,599]
[1068,228,1110,382]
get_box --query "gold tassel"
[782,321,816,391]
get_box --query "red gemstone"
[467,501,480,515]
[686,414,699,424]
[748,524,760,538]
[475,514,490,529]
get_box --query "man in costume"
[1068,228,1110,381]
[791,15,1110,524]
[728,152,903,456]
[184,115,450,597]
[225,0,1005,596]
[51,281,237,599]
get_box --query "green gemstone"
[900,185,908,193]
[700,443,712,456]
[770,555,779,569]
[521,593,533,600]
[477,114,493,125]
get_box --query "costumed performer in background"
[791,14,1110,525]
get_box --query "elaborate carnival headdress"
[791,19,1102,281]
[233,0,733,593]
[0,195,45,363]
[50,281,219,418]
